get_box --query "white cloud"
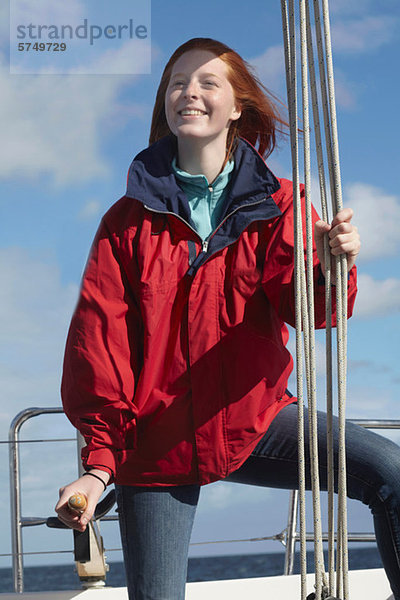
[0,51,153,186]
[330,0,375,16]
[78,199,102,221]
[331,16,397,53]
[333,70,357,110]
[1,0,156,187]
[0,247,77,343]
[198,480,272,512]
[355,273,400,319]
[0,246,120,567]
[248,43,356,118]
[10,0,83,25]
[346,384,395,421]
[77,38,153,76]
[1,56,120,185]
[0,247,78,430]
[248,45,286,96]
[305,179,399,266]
[343,183,400,261]
[246,14,395,114]
[0,247,86,564]
[1,0,82,46]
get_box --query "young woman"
[56,38,400,600]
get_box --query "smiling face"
[165,49,241,147]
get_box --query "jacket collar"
[126,135,281,222]
[171,155,235,195]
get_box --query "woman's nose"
[184,80,199,99]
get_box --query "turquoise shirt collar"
[171,156,235,241]
[171,156,234,192]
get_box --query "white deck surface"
[0,568,394,599]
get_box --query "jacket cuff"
[81,447,117,483]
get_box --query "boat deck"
[0,568,393,599]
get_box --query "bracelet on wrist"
[82,471,107,492]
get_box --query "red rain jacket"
[61,136,357,486]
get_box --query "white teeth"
[180,110,206,116]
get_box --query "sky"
[0,0,399,582]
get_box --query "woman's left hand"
[314,207,361,277]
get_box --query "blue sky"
[0,0,399,575]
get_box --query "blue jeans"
[115,404,400,599]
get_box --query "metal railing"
[7,407,124,593]
[283,419,400,575]
[9,407,66,593]
[7,407,400,593]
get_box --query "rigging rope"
[280,1,349,598]
[280,2,308,597]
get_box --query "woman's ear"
[231,103,242,121]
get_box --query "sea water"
[0,548,382,593]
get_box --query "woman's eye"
[204,80,217,86]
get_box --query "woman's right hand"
[55,469,110,532]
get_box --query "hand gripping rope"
[280,0,349,598]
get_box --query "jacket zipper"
[144,204,202,242]
[202,196,270,253]
[145,195,271,258]
[145,196,272,478]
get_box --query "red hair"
[149,37,287,159]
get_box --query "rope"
[300,3,331,598]
[280,1,350,598]
[281,2,307,597]
[318,1,349,596]
[190,533,284,545]
[303,2,336,591]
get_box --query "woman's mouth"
[179,109,207,116]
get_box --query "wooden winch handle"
[68,493,88,512]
